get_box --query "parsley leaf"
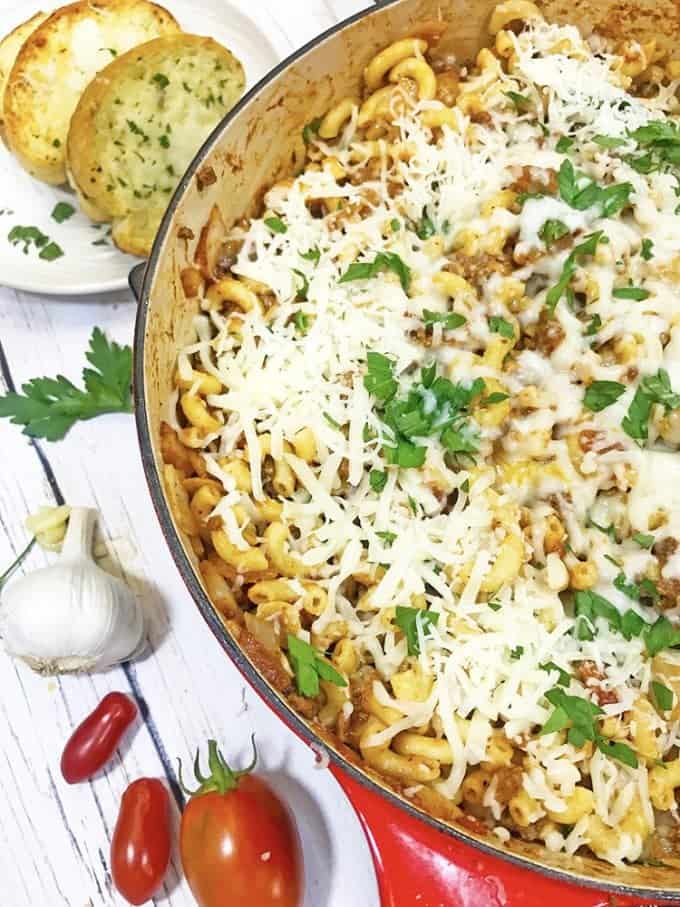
[394,606,439,655]
[51,202,76,224]
[292,268,309,301]
[0,328,132,441]
[482,392,510,405]
[510,645,524,660]
[369,469,388,493]
[592,134,626,148]
[152,72,170,89]
[293,311,309,334]
[623,369,680,442]
[540,661,570,686]
[423,310,466,330]
[556,136,574,152]
[641,238,654,260]
[302,116,323,144]
[488,315,514,339]
[539,219,569,247]
[300,246,321,264]
[574,589,621,641]
[596,738,638,768]
[546,231,606,313]
[39,242,64,261]
[651,680,674,712]
[583,380,626,412]
[340,251,411,293]
[506,90,531,110]
[364,351,398,402]
[287,635,347,697]
[264,216,287,234]
[376,530,397,546]
[612,286,649,300]
[415,213,436,239]
[645,616,680,657]
[557,159,632,217]
[585,313,602,336]
[633,532,655,549]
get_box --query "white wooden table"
[0,2,382,904]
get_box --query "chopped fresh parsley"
[264,216,287,234]
[592,134,626,148]
[8,225,48,254]
[651,680,674,712]
[541,687,638,767]
[363,355,484,469]
[152,73,170,89]
[302,116,322,144]
[539,218,569,247]
[51,202,76,224]
[540,661,570,686]
[488,316,515,339]
[390,218,401,232]
[293,311,309,334]
[583,380,626,412]
[369,469,388,493]
[510,645,524,660]
[546,231,607,313]
[482,392,510,405]
[613,572,659,603]
[506,90,531,111]
[612,285,649,300]
[323,412,341,430]
[376,530,397,546]
[640,238,654,260]
[364,351,398,402]
[292,268,309,301]
[415,212,436,239]
[287,635,347,698]
[0,328,132,440]
[300,246,321,265]
[556,136,574,152]
[628,120,680,173]
[557,159,632,217]
[39,242,64,261]
[645,616,680,657]
[394,606,439,655]
[423,309,466,330]
[340,251,411,293]
[622,369,680,443]
[585,313,602,336]
[632,532,655,549]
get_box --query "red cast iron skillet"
[131,0,680,902]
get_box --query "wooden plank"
[0,1,381,904]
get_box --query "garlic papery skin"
[0,508,146,675]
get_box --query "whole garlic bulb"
[0,508,146,675]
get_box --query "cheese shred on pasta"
[164,3,680,867]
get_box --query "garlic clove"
[0,508,147,675]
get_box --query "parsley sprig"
[0,328,133,441]
[340,252,411,293]
[287,635,347,698]
[557,159,633,217]
[622,369,680,443]
[546,231,607,313]
[363,354,485,468]
[541,687,638,767]
[395,606,439,655]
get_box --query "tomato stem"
[178,735,258,798]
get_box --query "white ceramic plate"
[0,0,283,297]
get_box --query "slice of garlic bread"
[3,0,180,185]
[67,34,245,257]
[0,11,49,129]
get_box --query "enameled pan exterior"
[133,0,680,898]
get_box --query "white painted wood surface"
[0,1,381,905]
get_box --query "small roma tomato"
[111,778,171,906]
[180,738,303,907]
[61,692,137,784]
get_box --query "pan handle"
[329,764,658,907]
[128,262,147,303]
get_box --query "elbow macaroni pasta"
[162,2,680,868]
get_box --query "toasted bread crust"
[0,11,49,129]
[3,0,179,185]
[67,34,245,256]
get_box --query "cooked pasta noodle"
[165,4,680,866]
